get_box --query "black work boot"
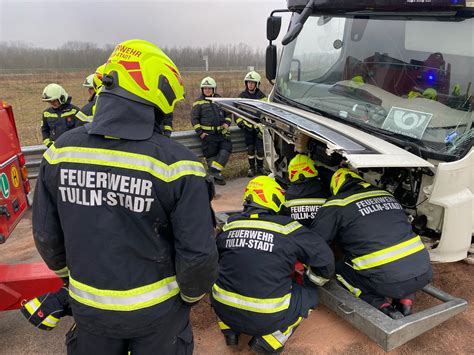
[207,168,226,186]
[256,159,265,176]
[249,337,282,354]
[248,158,256,177]
[224,333,239,346]
[379,302,404,320]
[393,298,414,316]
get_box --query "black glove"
[20,287,71,331]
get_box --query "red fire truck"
[0,100,62,311]
[0,100,31,243]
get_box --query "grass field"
[0,69,272,178]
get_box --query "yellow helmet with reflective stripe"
[243,176,285,213]
[83,74,94,88]
[288,154,318,183]
[93,63,106,93]
[200,76,217,89]
[330,168,364,195]
[42,83,68,105]
[102,39,184,114]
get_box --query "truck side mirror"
[267,16,282,41]
[266,45,277,83]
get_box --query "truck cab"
[212,0,474,263]
[0,101,31,243]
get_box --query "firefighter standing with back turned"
[191,76,233,185]
[212,176,335,353]
[310,168,433,319]
[236,71,267,177]
[75,64,106,124]
[41,83,81,147]
[31,39,218,354]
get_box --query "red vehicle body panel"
[0,101,30,243]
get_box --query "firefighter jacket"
[75,93,96,124]
[41,97,80,146]
[310,180,432,284]
[236,89,266,130]
[191,94,231,137]
[211,209,334,333]
[284,178,330,226]
[33,97,219,338]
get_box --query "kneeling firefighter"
[212,176,335,353]
[310,168,433,319]
[283,154,330,226]
[31,39,218,354]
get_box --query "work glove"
[20,286,72,331]
[306,267,330,286]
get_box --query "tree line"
[0,41,265,72]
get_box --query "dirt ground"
[0,177,472,354]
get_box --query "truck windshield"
[276,15,474,159]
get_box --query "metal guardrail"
[22,127,246,179]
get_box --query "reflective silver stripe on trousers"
[69,280,179,306]
[352,238,424,269]
[212,288,291,311]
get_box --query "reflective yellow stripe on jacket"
[285,198,326,207]
[323,190,393,207]
[69,275,180,311]
[76,110,93,123]
[222,220,302,235]
[351,235,425,270]
[212,284,291,313]
[43,145,206,182]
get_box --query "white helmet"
[244,71,261,88]
[83,74,94,88]
[200,76,217,89]
[42,83,69,105]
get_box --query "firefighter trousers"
[335,260,433,308]
[201,133,232,172]
[244,129,264,169]
[216,282,318,352]
[65,306,193,355]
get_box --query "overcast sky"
[0,0,289,49]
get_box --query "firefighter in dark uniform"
[191,76,232,185]
[236,71,267,177]
[284,154,330,226]
[32,39,219,354]
[41,83,80,147]
[76,64,105,124]
[310,168,433,319]
[212,176,335,353]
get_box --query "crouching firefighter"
[310,168,433,319]
[211,176,335,353]
[32,39,219,354]
[283,154,330,226]
[191,76,232,185]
